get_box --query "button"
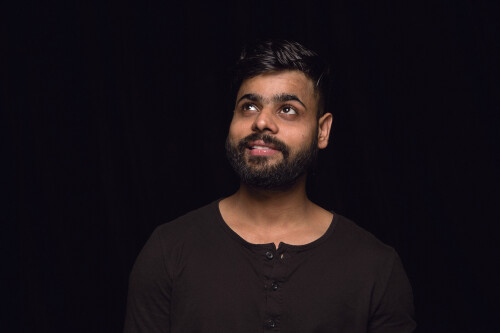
[271,282,278,291]
[265,251,274,259]
[265,319,276,328]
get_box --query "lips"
[236,134,290,159]
[247,140,279,151]
[247,140,280,156]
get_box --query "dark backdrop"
[5,0,498,332]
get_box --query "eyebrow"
[237,93,307,109]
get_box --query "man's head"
[226,40,333,190]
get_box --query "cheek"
[282,127,312,143]
[228,122,239,137]
[229,116,253,135]
[284,128,317,153]
[228,121,247,144]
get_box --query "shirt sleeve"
[368,252,416,333]
[124,228,172,333]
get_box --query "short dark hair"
[232,40,331,117]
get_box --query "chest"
[169,242,374,332]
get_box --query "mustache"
[237,133,290,159]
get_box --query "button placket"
[262,248,286,331]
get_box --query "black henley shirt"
[124,200,415,332]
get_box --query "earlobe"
[317,113,333,149]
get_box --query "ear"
[317,113,333,149]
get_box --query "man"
[124,40,415,332]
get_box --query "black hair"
[232,39,331,117]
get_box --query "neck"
[228,174,312,227]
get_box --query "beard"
[225,132,318,190]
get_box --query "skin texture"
[220,70,333,248]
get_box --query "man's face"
[225,70,332,189]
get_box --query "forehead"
[236,70,317,102]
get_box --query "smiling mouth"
[246,142,280,156]
[237,134,290,159]
[249,145,277,150]
[247,140,279,151]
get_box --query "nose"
[251,109,278,133]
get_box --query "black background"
[5,0,498,332]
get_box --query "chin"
[246,155,281,166]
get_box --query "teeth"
[252,146,270,149]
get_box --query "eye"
[242,103,258,112]
[279,106,297,115]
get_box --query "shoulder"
[329,214,399,268]
[152,199,221,245]
[324,215,412,306]
[136,200,223,277]
[329,217,416,329]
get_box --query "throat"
[219,197,333,247]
